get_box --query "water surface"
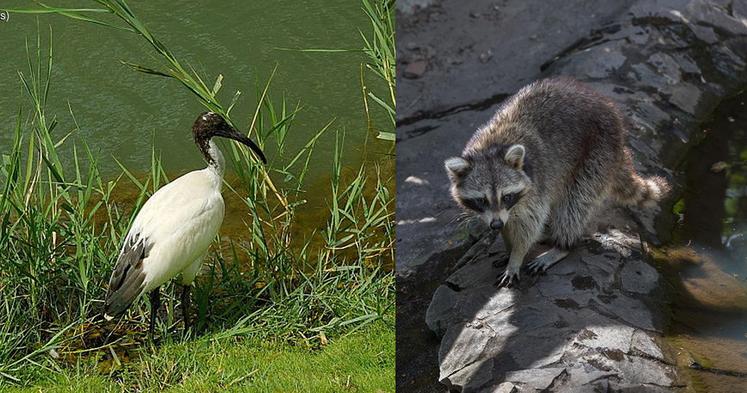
[0,1,379,180]
[660,90,747,392]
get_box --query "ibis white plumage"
[104,112,266,334]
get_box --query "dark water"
[0,1,381,180]
[660,90,747,392]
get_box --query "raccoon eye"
[461,197,489,212]
[501,193,518,207]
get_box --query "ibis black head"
[192,112,267,164]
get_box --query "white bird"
[104,112,266,334]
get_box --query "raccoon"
[444,77,667,287]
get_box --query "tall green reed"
[361,0,396,141]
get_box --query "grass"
[1,322,394,393]
[0,0,394,390]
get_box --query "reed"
[361,0,396,141]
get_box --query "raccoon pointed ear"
[444,157,471,178]
[504,144,525,170]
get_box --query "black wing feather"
[104,232,152,316]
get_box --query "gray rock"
[473,289,517,320]
[594,294,657,332]
[439,323,494,381]
[396,0,435,14]
[404,60,428,79]
[521,343,567,369]
[560,365,618,389]
[448,250,502,289]
[535,272,596,306]
[690,25,720,44]
[668,82,701,114]
[396,0,637,126]
[647,53,682,86]
[426,285,461,335]
[608,383,676,393]
[633,100,671,130]
[560,43,627,79]
[686,0,747,36]
[571,324,635,353]
[582,251,621,289]
[735,0,747,21]
[447,358,497,392]
[672,53,701,75]
[630,330,665,361]
[505,367,567,390]
[620,259,659,294]
[491,382,517,393]
[426,240,669,391]
[610,354,676,386]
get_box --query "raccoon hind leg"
[545,158,611,264]
[528,196,592,274]
[547,195,601,251]
[526,247,570,274]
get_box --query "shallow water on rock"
[659,90,747,392]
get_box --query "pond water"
[659,90,747,392]
[0,0,384,181]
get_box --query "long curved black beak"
[215,127,267,164]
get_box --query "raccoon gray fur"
[444,77,667,287]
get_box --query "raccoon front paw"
[495,269,520,288]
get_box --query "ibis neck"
[204,139,225,178]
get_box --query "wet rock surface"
[397,0,747,392]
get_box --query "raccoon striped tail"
[609,148,669,208]
[622,174,668,208]
[611,170,669,208]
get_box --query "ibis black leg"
[148,288,160,337]
[181,284,191,332]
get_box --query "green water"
[0,1,377,179]
[661,90,747,392]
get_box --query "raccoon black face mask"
[445,144,528,231]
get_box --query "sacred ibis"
[103,112,266,334]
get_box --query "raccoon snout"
[489,219,504,230]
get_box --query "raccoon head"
[445,144,530,231]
